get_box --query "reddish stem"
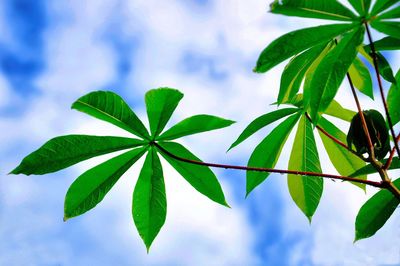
[384,134,400,170]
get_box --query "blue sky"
[0,0,399,265]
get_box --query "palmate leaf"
[288,115,323,222]
[247,112,301,196]
[64,146,147,220]
[387,68,400,125]
[145,88,183,138]
[376,52,397,84]
[270,0,357,21]
[133,147,167,252]
[72,91,150,139]
[371,21,400,39]
[254,23,356,73]
[323,100,356,122]
[348,0,372,16]
[11,135,145,175]
[371,0,399,16]
[348,57,374,99]
[307,26,364,123]
[364,36,400,51]
[318,117,366,190]
[378,5,400,19]
[158,141,228,206]
[158,115,235,141]
[350,157,400,177]
[228,108,300,151]
[355,178,400,242]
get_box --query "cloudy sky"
[0,0,399,265]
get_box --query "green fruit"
[347,109,390,160]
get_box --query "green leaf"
[348,57,374,99]
[307,26,364,123]
[364,36,400,52]
[376,52,397,84]
[371,0,399,16]
[157,141,228,206]
[158,115,235,141]
[350,157,400,177]
[278,43,328,104]
[348,0,372,16]
[288,115,323,221]
[254,23,356,73]
[371,21,400,39]
[387,69,400,125]
[318,117,366,190]
[145,88,183,138]
[11,135,145,175]
[72,91,150,139]
[324,100,356,122]
[64,147,147,220]
[270,0,357,21]
[228,108,299,151]
[132,147,166,251]
[354,178,400,242]
[246,113,301,196]
[378,5,400,19]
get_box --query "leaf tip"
[63,216,69,222]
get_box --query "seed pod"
[347,109,390,160]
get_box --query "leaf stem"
[364,22,400,159]
[384,134,400,170]
[153,142,383,188]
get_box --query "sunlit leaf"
[158,141,228,206]
[229,108,299,151]
[371,0,399,16]
[158,115,235,141]
[348,0,372,16]
[387,69,400,125]
[270,0,357,21]
[371,21,400,39]
[288,115,323,221]
[72,91,150,139]
[246,113,301,196]
[64,147,147,220]
[354,178,400,242]
[378,5,400,19]
[349,57,374,99]
[324,100,356,122]
[145,88,183,138]
[254,24,356,73]
[11,135,145,175]
[350,157,400,177]
[132,147,166,251]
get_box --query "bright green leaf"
[308,26,364,123]
[364,36,400,52]
[387,69,400,125]
[371,21,400,39]
[270,0,357,21]
[324,100,356,122]
[350,157,400,177]
[254,23,356,73]
[72,91,150,139]
[354,178,400,242]
[349,57,374,99]
[246,113,301,196]
[348,0,372,16]
[158,115,235,141]
[229,108,299,151]
[318,117,366,190]
[288,115,323,221]
[145,88,183,138]
[158,141,228,206]
[371,0,399,16]
[64,147,147,220]
[132,147,166,251]
[378,5,400,19]
[11,135,145,175]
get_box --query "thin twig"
[384,134,400,170]
[364,22,400,159]
[153,142,383,188]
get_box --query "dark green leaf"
[158,115,235,141]
[371,21,400,39]
[354,178,400,242]
[371,0,399,16]
[72,91,150,139]
[11,135,145,175]
[349,57,374,99]
[132,147,166,251]
[228,108,299,151]
[350,157,400,177]
[307,26,364,123]
[364,36,400,52]
[376,52,397,84]
[270,0,357,21]
[348,0,372,16]
[318,117,366,190]
[64,147,147,220]
[378,5,400,19]
[387,69,400,125]
[254,24,356,73]
[145,88,183,138]
[324,100,356,122]
[288,115,323,221]
[158,141,228,206]
[278,43,328,104]
[246,113,301,196]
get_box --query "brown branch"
[364,22,400,159]
[384,134,400,170]
[153,142,383,188]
